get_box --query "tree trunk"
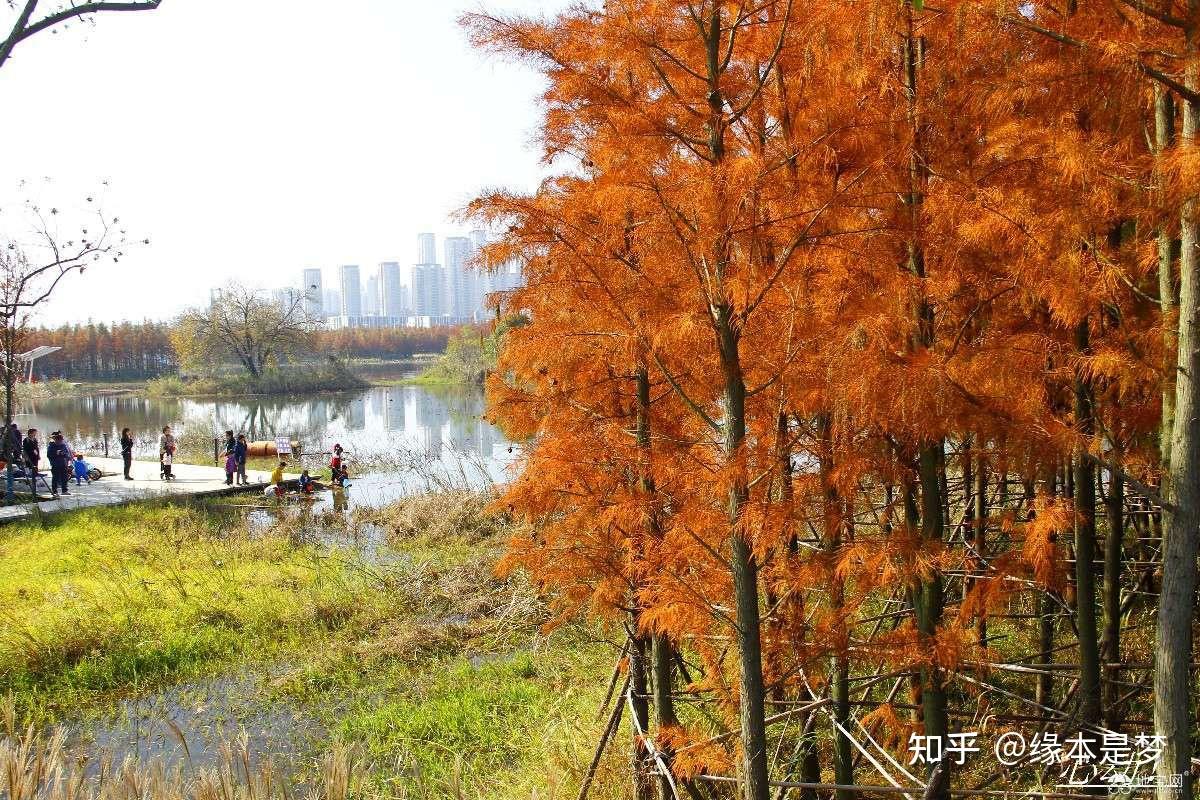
[1157,86,1178,485]
[973,446,988,649]
[633,362,662,797]
[1072,318,1102,783]
[723,330,768,800]
[902,3,949,792]
[651,634,678,800]
[916,444,949,790]
[630,629,654,800]
[1155,55,1199,800]
[1102,468,1123,731]
[817,413,854,799]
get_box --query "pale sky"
[0,0,569,326]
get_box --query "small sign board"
[275,436,292,456]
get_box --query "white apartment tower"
[412,233,444,320]
[444,236,473,322]
[339,265,362,317]
[378,261,404,317]
[417,232,437,266]
[363,274,380,316]
[301,268,323,318]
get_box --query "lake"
[17,385,516,508]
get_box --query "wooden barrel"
[246,440,302,458]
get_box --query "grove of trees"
[467,1,1200,799]
[28,320,176,380]
[25,321,455,381]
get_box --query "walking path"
[0,458,286,523]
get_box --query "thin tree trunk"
[1037,464,1059,718]
[916,444,949,790]
[632,362,657,800]
[1157,86,1178,486]
[902,3,949,792]
[1102,468,1123,731]
[651,634,678,800]
[973,447,988,649]
[630,630,653,800]
[817,413,853,800]
[1072,318,1102,783]
[1155,53,1199,800]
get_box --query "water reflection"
[18,385,512,487]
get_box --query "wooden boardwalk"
[0,458,289,523]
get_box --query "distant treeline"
[29,321,177,380]
[27,322,460,381]
[318,327,455,360]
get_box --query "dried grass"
[353,491,504,545]
[0,727,361,800]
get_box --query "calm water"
[17,385,515,506]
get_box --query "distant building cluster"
[274,231,523,329]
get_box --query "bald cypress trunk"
[901,4,949,794]
[816,413,853,799]
[1156,87,1178,482]
[1155,54,1199,800]
[635,363,678,799]
[629,630,653,800]
[1102,469,1123,731]
[1073,320,1102,785]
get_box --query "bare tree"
[0,0,162,73]
[0,192,136,499]
[173,283,319,381]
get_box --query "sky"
[0,0,570,325]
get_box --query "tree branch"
[0,1,162,72]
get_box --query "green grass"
[0,494,627,799]
[0,503,383,719]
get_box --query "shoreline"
[21,358,481,400]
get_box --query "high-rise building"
[444,236,473,321]
[417,232,437,266]
[363,274,380,316]
[408,262,445,320]
[411,233,444,321]
[322,288,341,319]
[379,261,404,317]
[468,230,491,319]
[302,268,323,318]
[339,265,362,317]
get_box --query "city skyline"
[291,230,523,330]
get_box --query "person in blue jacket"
[72,453,91,485]
[46,432,70,497]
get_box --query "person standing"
[220,430,235,485]
[22,428,39,495]
[120,428,134,480]
[159,425,176,481]
[329,443,344,482]
[234,433,249,486]
[46,432,70,496]
[6,423,20,462]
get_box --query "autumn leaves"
[467,1,1197,798]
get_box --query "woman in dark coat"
[120,428,135,480]
[22,428,39,494]
[46,432,70,497]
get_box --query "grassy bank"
[0,492,626,798]
[146,361,369,398]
